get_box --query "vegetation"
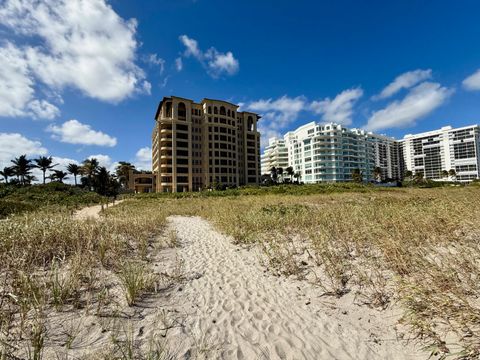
[1,182,480,358]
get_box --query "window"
[178,102,186,119]
[220,106,226,115]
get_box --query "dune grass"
[1,184,479,358]
[109,186,480,358]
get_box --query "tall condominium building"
[402,125,480,182]
[152,96,261,192]
[283,122,402,183]
[370,133,404,181]
[260,137,289,174]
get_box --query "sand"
[73,199,124,220]
[24,207,425,359]
[158,216,423,359]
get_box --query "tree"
[441,170,449,179]
[404,170,413,180]
[81,158,99,189]
[94,166,120,196]
[277,167,284,183]
[414,172,424,184]
[50,170,68,183]
[115,162,136,189]
[294,171,301,184]
[448,169,457,180]
[285,166,294,182]
[270,166,278,184]
[0,167,15,184]
[351,168,363,183]
[67,163,80,186]
[34,156,57,184]
[11,155,33,186]
[373,167,382,182]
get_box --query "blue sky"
[1,0,480,176]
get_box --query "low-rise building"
[127,170,156,193]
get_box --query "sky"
[1,0,480,179]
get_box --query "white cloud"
[0,133,48,171]
[365,82,453,131]
[144,54,165,74]
[0,0,148,119]
[462,69,480,91]
[247,96,306,146]
[134,146,152,170]
[374,69,432,100]
[87,154,114,171]
[47,119,117,147]
[27,100,60,120]
[310,88,363,126]
[175,57,183,71]
[179,35,239,77]
[0,42,60,120]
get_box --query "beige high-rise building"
[152,96,261,192]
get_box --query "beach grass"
[1,184,479,358]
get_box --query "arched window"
[227,109,231,117]
[220,106,226,115]
[208,106,212,114]
[178,102,186,119]
[165,102,172,118]
[232,111,235,118]
[214,106,218,114]
[247,116,254,131]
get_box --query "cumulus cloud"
[179,35,239,77]
[0,133,48,171]
[87,154,116,172]
[310,88,363,126]
[462,69,480,91]
[374,69,432,100]
[134,146,152,170]
[247,96,306,145]
[0,43,59,119]
[47,119,117,147]
[0,0,148,120]
[365,82,453,131]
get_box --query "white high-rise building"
[402,125,480,182]
[283,122,401,183]
[260,137,289,174]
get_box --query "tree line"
[0,155,139,196]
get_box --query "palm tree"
[0,167,15,184]
[441,170,449,179]
[95,166,111,195]
[81,158,99,189]
[294,171,301,184]
[373,167,382,182]
[115,161,135,189]
[351,168,363,183]
[414,172,424,183]
[448,169,457,181]
[34,156,57,184]
[277,167,284,183]
[67,163,80,186]
[11,155,33,186]
[270,166,278,184]
[285,166,294,182]
[50,170,68,183]
[404,170,413,180]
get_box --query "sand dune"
[161,216,423,359]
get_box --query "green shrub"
[0,200,36,219]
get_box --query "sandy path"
[165,216,423,360]
[73,199,124,220]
